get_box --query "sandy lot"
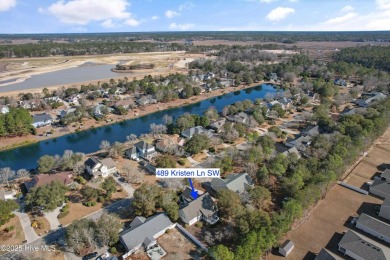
[267,127,390,260]
[0,216,25,246]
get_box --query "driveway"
[13,210,39,243]
[45,206,62,230]
[113,175,135,197]
[187,156,199,166]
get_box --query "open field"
[267,127,390,260]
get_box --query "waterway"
[0,63,134,93]
[0,84,280,170]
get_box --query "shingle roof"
[356,213,390,238]
[370,179,390,197]
[179,193,217,223]
[280,240,294,251]
[302,125,320,137]
[24,172,73,192]
[120,213,173,251]
[84,157,100,169]
[181,126,209,138]
[211,173,254,193]
[32,113,53,123]
[382,197,390,207]
[381,169,390,181]
[100,158,116,169]
[338,230,388,260]
[134,141,154,151]
[315,248,342,260]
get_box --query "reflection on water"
[0,84,279,170]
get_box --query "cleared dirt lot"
[157,228,201,260]
[267,127,390,260]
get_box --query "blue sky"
[0,0,389,33]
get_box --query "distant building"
[334,78,347,86]
[302,125,320,137]
[125,141,157,161]
[181,126,213,139]
[32,113,53,128]
[285,135,312,152]
[279,240,294,257]
[155,136,184,153]
[120,213,175,258]
[209,118,227,133]
[269,73,278,81]
[84,157,117,178]
[0,189,16,200]
[226,112,251,126]
[338,229,390,260]
[0,105,10,114]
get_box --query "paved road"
[2,198,132,260]
[13,210,39,243]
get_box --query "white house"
[279,240,294,257]
[0,105,10,114]
[125,141,157,161]
[179,192,219,226]
[84,157,117,178]
[0,189,16,200]
[355,213,390,244]
[32,113,53,128]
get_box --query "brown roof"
[24,172,74,192]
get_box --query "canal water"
[0,63,134,93]
[0,84,280,170]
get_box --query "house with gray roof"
[356,213,390,243]
[179,192,219,226]
[279,240,294,257]
[302,125,320,137]
[125,141,157,161]
[285,135,312,152]
[369,179,390,199]
[210,173,254,194]
[315,248,343,260]
[226,112,251,126]
[120,213,175,258]
[338,230,390,260]
[209,118,226,133]
[379,197,390,221]
[381,169,390,181]
[181,126,213,139]
[0,105,10,114]
[32,113,53,128]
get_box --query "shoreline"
[0,81,276,152]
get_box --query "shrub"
[57,211,69,219]
[209,147,216,153]
[195,222,203,228]
[76,176,86,184]
[91,201,97,206]
[184,224,189,229]
[97,196,105,203]
[177,159,186,166]
[5,226,14,232]
[109,247,117,254]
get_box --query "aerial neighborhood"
[1,28,390,260]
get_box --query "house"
[19,100,41,110]
[181,126,213,139]
[338,230,390,260]
[24,172,74,192]
[64,94,81,103]
[179,192,219,226]
[379,197,390,221]
[355,213,390,244]
[210,173,254,194]
[380,169,390,181]
[120,213,175,258]
[0,189,16,200]
[94,104,106,117]
[203,72,215,81]
[219,79,234,87]
[155,136,184,153]
[137,95,157,106]
[369,179,390,199]
[302,125,320,137]
[0,105,10,114]
[125,141,157,161]
[315,248,343,260]
[278,97,293,110]
[278,240,294,257]
[267,100,281,109]
[58,108,76,119]
[209,118,226,133]
[114,99,136,110]
[84,157,117,178]
[226,112,251,126]
[44,96,62,103]
[269,72,278,81]
[334,78,347,86]
[340,108,365,116]
[282,146,301,158]
[285,135,312,152]
[32,113,53,128]
[356,92,387,107]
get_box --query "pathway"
[13,210,39,243]
[44,206,62,230]
[187,156,199,166]
[113,174,135,197]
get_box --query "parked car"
[82,252,98,260]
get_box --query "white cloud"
[0,0,16,12]
[259,0,278,3]
[124,18,140,27]
[288,0,299,2]
[341,5,354,13]
[323,12,357,25]
[169,22,194,30]
[266,7,295,21]
[151,15,159,20]
[101,19,116,28]
[178,1,194,11]
[46,0,134,25]
[165,10,180,18]
[376,0,390,10]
